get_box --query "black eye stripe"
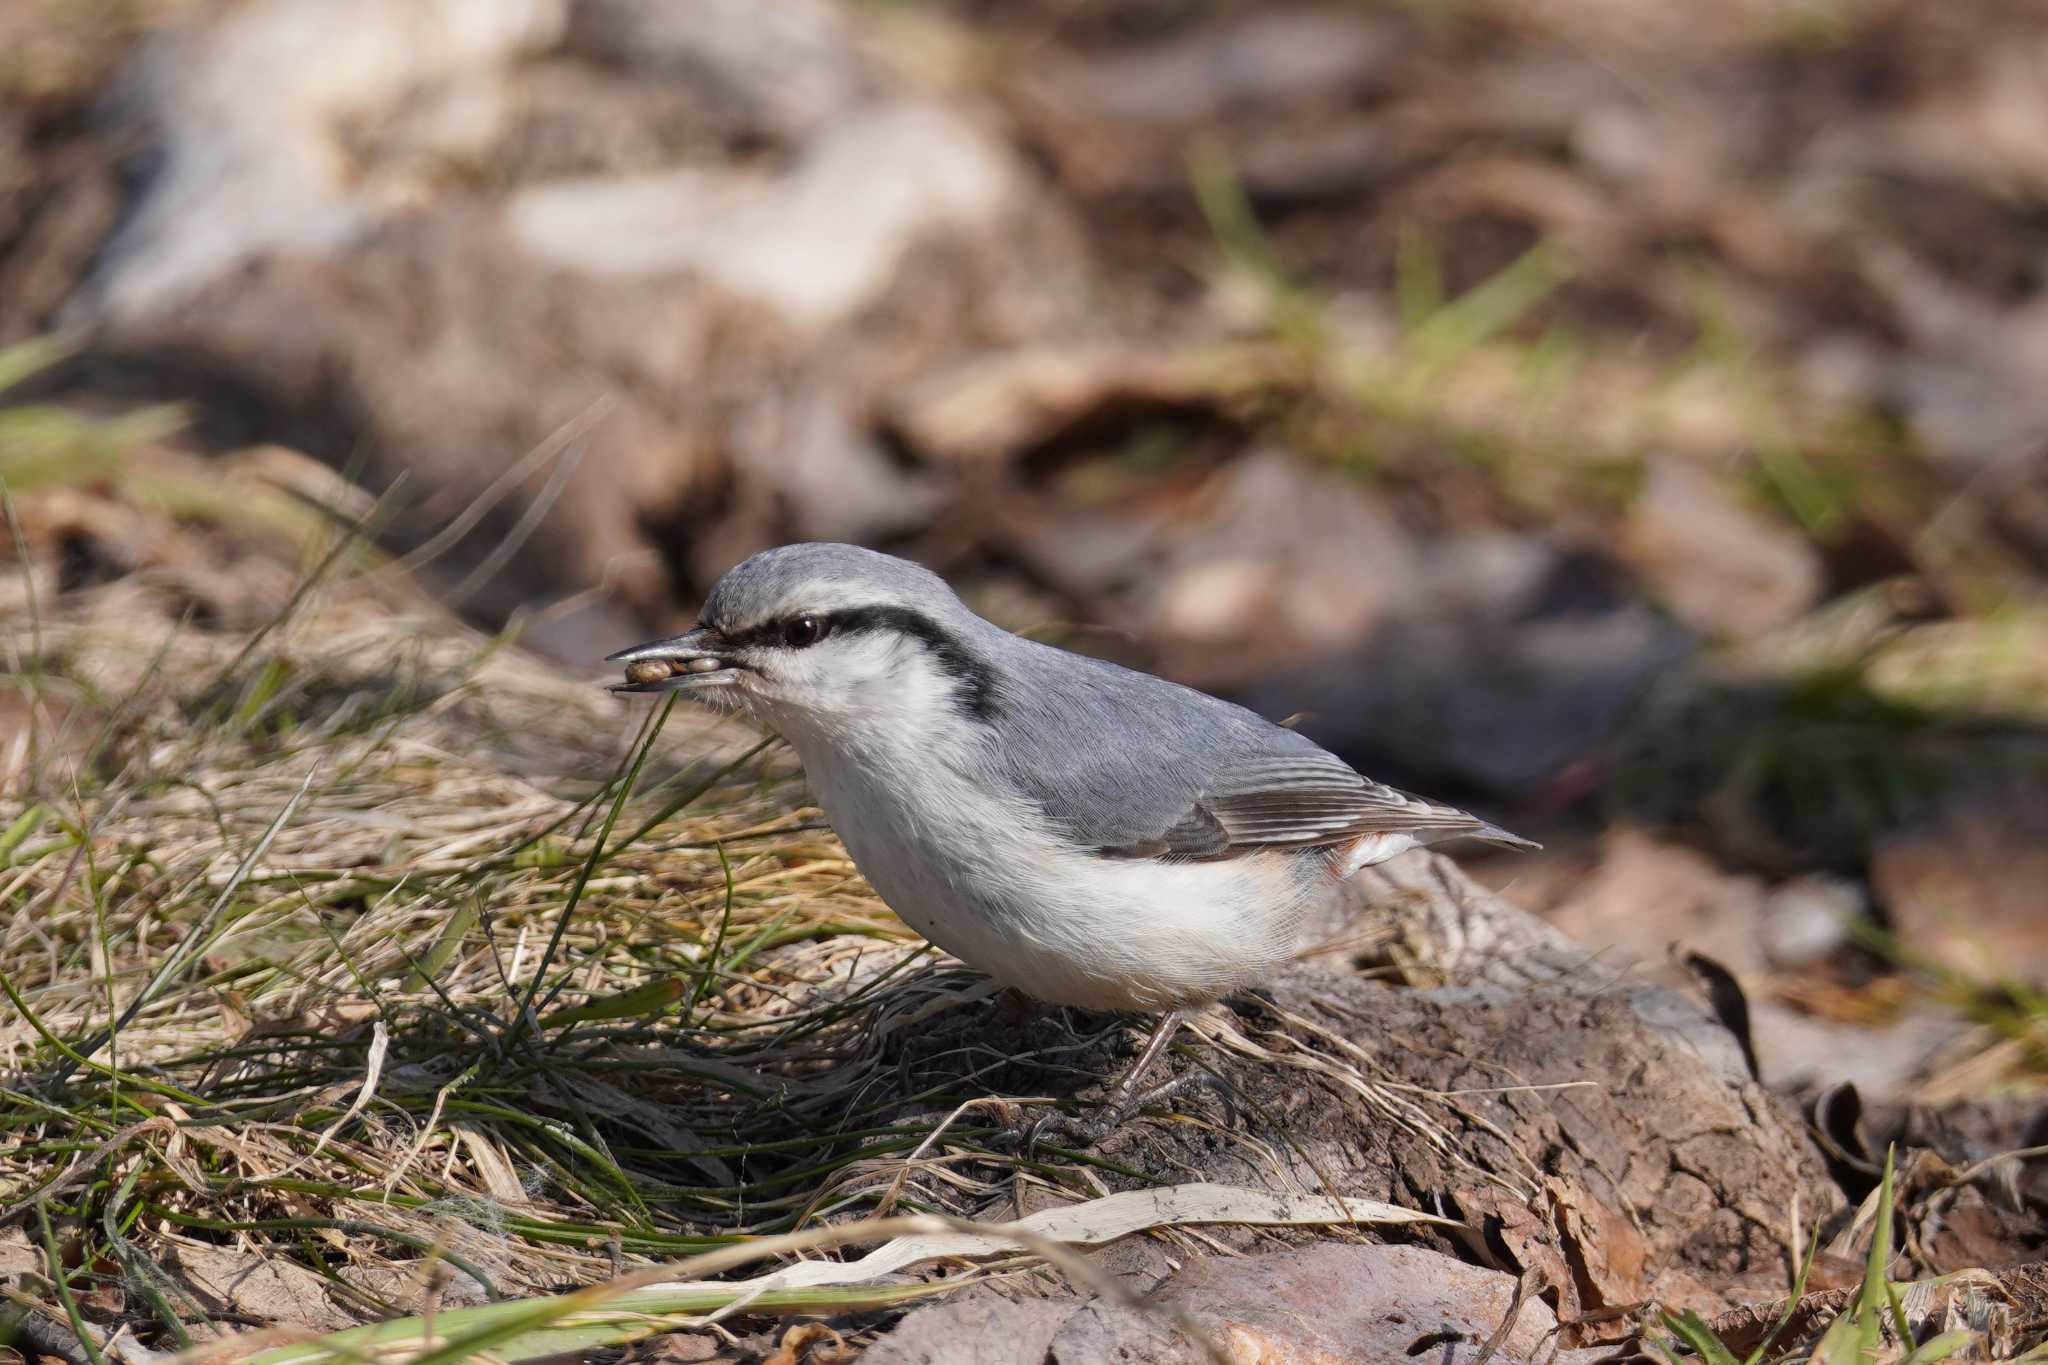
[707,619,795,650]
[707,606,1001,720]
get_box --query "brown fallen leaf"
[165,1242,361,1334]
[1548,1174,1648,1326]
[763,1322,849,1365]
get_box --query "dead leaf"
[452,1124,529,1205]
[78,1282,123,1316]
[166,1241,360,1333]
[1457,1184,1573,1315]
[0,1225,41,1277]
[887,343,1268,465]
[1548,1177,1648,1343]
[250,999,382,1039]
[763,1322,848,1365]
[626,1333,725,1362]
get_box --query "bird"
[607,543,1536,1141]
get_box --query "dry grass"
[0,499,1002,1347]
[0,472,1494,1360]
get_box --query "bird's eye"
[782,615,824,648]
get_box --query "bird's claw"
[1016,1071,1235,1157]
[1020,1105,1117,1158]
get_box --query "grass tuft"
[0,459,1485,1358]
[0,490,976,1348]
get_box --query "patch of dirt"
[863,858,1840,1341]
[863,1244,1571,1365]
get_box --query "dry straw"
[1,494,1470,1361]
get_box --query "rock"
[1244,536,1695,795]
[887,344,1256,467]
[1503,833,1966,1098]
[1064,10,1396,126]
[506,100,1020,330]
[872,851,1840,1329]
[1618,456,1824,640]
[1761,873,1866,969]
[71,0,568,323]
[568,0,870,142]
[1001,449,1424,694]
[52,0,1087,646]
[1156,1243,1561,1364]
[865,1246,1565,1365]
[1037,1301,1199,1365]
[856,1292,1083,1365]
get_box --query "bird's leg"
[1025,1008,1198,1152]
[1098,1007,1190,1115]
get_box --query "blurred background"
[4,0,2047,1107]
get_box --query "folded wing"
[1120,752,1523,860]
[990,641,1534,862]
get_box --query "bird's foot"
[1019,1105,1118,1155]
[1019,1072,1234,1156]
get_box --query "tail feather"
[1331,815,1538,878]
[1466,819,1540,851]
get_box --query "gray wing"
[1143,752,1512,860]
[990,640,1527,860]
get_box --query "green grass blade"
[540,976,686,1030]
[0,335,73,394]
[1857,1144,1907,1345]
[510,694,676,1042]
[37,1200,110,1365]
[0,802,49,866]
[1657,1310,1742,1365]
[685,841,737,1022]
[1742,1198,1826,1365]
[50,767,319,1086]
[1808,1304,1864,1365]
[244,1282,938,1365]
[1408,240,1572,369]
[404,897,481,991]
[1901,1331,1977,1365]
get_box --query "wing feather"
[990,635,1535,860]
[1095,751,1505,860]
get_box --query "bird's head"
[607,543,1001,739]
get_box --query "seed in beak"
[624,659,675,685]
[684,656,724,674]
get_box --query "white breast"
[779,704,1318,1013]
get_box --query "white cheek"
[836,645,948,726]
[752,635,931,737]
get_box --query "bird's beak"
[605,628,741,694]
